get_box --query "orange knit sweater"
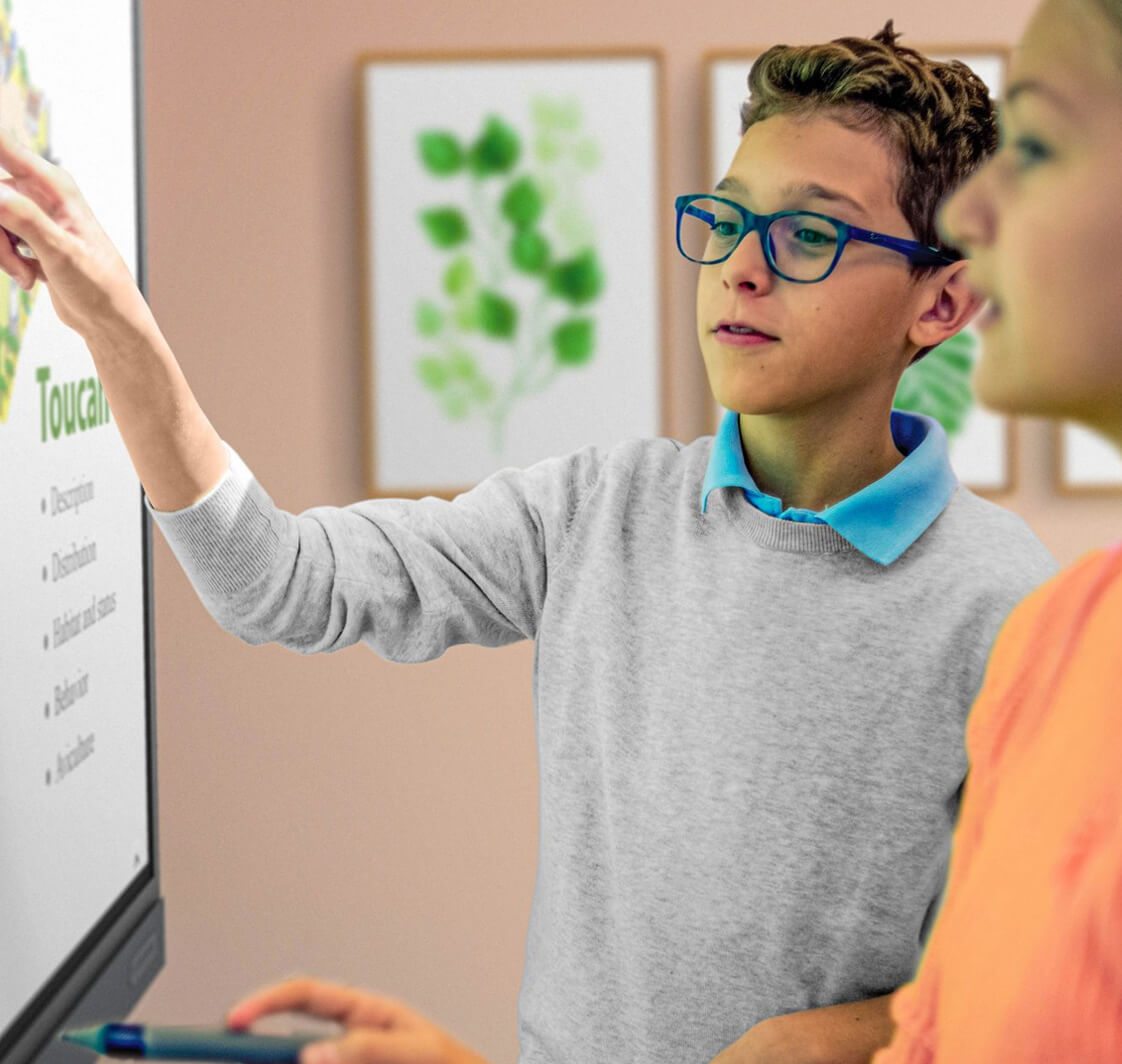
[873,542,1122,1063]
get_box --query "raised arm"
[0,127,603,660]
[0,127,227,510]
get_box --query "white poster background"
[0,0,149,1034]
[364,57,661,495]
[1061,423,1122,488]
[707,51,1012,493]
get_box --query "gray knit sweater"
[152,435,1058,1064]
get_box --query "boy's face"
[696,112,934,418]
[939,0,1122,442]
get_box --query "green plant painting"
[893,329,978,439]
[412,97,605,452]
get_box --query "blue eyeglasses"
[675,193,958,284]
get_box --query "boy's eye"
[793,227,834,246]
[712,219,742,239]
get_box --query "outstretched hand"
[0,126,149,339]
[226,978,496,1064]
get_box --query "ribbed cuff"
[147,443,283,599]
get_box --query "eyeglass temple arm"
[848,224,959,266]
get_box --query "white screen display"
[0,0,149,1038]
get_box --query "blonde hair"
[740,22,997,267]
[1088,0,1122,28]
[1085,0,1122,55]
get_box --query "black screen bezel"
[0,4,163,1062]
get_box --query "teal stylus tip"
[59,1027,104,1052]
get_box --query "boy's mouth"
[714,321,779,344]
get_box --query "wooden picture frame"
[702,46,1018,497]
[357,49,666,498]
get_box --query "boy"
[0,23,1057,1064]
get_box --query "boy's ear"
[908,261,985,350]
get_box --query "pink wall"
[136,1,1121,1060]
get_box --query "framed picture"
[704,47,1016,496]
[1056,423,1122,494]
[358,50,665,498]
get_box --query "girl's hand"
[226,977,496,1064]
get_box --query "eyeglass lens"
[678,197,842,281]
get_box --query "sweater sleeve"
[148,443,603,661]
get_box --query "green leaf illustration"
[412,97,604,449]
[477,290,518,339]
[416,356,450,391]
[419,207,469,249]
[894,330,977,438]
[415,300,444,337]
[454,301,480,332]
[500,176,544,229]
[448,349,478,379]
[470,376,495,402]
[537,97,580,131]
[530,97,560,127]
[468,116,521,177]
[443,255,476,298]
[442,393,471,420]
[556,203,595,249]
[538,173,559,204]
[552,318,596,366]
[535,133,561,164]
[419,348,497,421]
[510,230,550,274]
[548,249,604,305]
[572,138,601,171]
[418,131,464,176]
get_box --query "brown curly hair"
[739,21,998,269]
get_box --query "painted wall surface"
[136,1,1121,1061]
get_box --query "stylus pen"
[61,1023,323,1062]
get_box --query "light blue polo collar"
[701,408,958,565]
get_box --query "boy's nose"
[721,228,774,292]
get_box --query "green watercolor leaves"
[416,355,450,390]
[894,329,976,438]
[412,99,605,449]
[510,230,550,274]
[477,290,518,339]
[418,131,464,176]
[548,249,604,305]
[443,255,476,298]
[419,206,469,248]
[415,349,495,420]
[531,97,580,131]
[468,116,521,177]
[500,176,544,229]
[415,300,444,338]
[551,318,595,366]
